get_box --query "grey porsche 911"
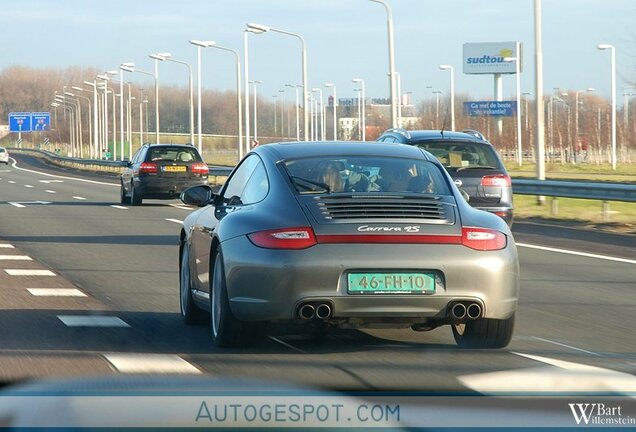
[178,142,520,349]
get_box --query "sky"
[1,0,634,104]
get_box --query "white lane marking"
[531,336,603,357]
[110,205,128,210]
[8,201,51,207]
[10,158,118,187]
[165,218,183,224]
[24,184,34,188]
[7,180,16,184]
[170,204,194,210]
[72,196,87,200]
[28,288,86,297]
[39,180,64,184]
[8,202,25,208]
[269,336,307,354]
[103,353,201,374]
[517,242,636,265]
[459,352,636,394]
[57,315,130,327]
[44,190,56,194]
[0,255,32,261]
[0,244,15,248]
[0,169,11,172]
[5,269,56,276]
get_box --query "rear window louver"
[313,195,451,222]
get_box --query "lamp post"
[63,92,84,157]
[96,74,110,157]
[121,64,157,149]
[272,94,278,137]
[439,65,455,131]
[119,63,135,160]
[279,89,287,139]
[353,88,362,140]
[208,43,243,161]
[597,43,616,169]
[352,78,366,140]
[503,55,522,165]
[311,88,324,141]
[189,40,216,154]
[534,0,546,199]
[247,23,308,141]
[71,87,93,158]
[156,53,195,146]
[574,88,595,161]
[249,80,262,142]
[325,83,337,140]
[369,0,397,128]
[433,90,442,127]
[286,84,301,141]
[149,53,169,144]
[83,80,100,158]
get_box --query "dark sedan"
[178,142,519,349]
[120,144,209,206]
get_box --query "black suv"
[120,144,209,206]
[377,129,513,225]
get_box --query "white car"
[0,147,8,165]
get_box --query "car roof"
[258,141,431,161]
[385,129,491,143]
[143,143,197,149]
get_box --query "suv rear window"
[146,146,202,163]
[414,141,502,171]
[0,148,6,153]
[284,156,450,195]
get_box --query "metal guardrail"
[9,148,234,177]
[512,179,636,203]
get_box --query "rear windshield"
[284,156,450,195]
[0,148,5,153]
[413,141,502,171]
[146,146,202,163]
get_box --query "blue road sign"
[31,112,51,131]
[463,101,517,117]
[9,112,32,132]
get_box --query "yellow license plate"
[163,165,186,172]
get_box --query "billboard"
[463,42,522,75]
[463,101,517,117]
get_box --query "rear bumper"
[134,176,208,199]
[220,236,519,325]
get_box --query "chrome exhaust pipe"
[315,303,332,320]
[451,303,467,320]
[467,303,482,320]
[299,304,315,320]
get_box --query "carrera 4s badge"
[357,225,422,233]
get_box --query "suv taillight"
[191,163,209,175]
[462,227,507,251]
[481,174,511,187]
[248,227,317,249]
[139,162,158,174]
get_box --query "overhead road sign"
[31,112,51,131]
[9,112,32,132]
[463,101,517,117]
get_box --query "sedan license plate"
[162,165,186,172]
[348,272,435,294]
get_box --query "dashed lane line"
[165,218,183,224]
[7,180,15,184]
[57,316,130,328]
[72,196,87,200]
[0,255,32,261]
[44,190,56,194]
[531,336,603,357]
[0,244,15,248]
[24,184,34,188]
[103,353,201,374]
[27,288,86,297]
[10,158,118,187]
[8,203,25,208]
[110,205,128,210]
[5,269,56,276]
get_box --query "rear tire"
[130,182,142,206]
[210,249,262,348]
[180,245,206,325]
[452,313,515,349]
[120,181,131,204]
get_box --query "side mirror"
[459,189,470,203]
[181,185,214,207]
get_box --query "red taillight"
[248,227,317,249]
[462,227,507,251]
[191,162,209,175]
[481,174,511,187]
[139,162,158,174]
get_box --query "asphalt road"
[0,152,634,392]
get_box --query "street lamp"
[189,40,216,153]
[432,90,443,127]
[353,88,362,140]
[352,78,366,141]
[438,65,455,131]
[249,80,262,142]
[369,0,397,128]
[311,88,324,141]
[246,23,309,141]
[63,92,84,157]
[155,53,195,146]
[325,83,337,140]
[272,94,278,137]
[503,55,522,165]
[122,63,158,147]
[149,53,170,144]
[597,43,616,169]
[70,87,93,158]
[574,88,595,159]
[286,84,301,141]
[279,89,287,138]
[83,80,100,159]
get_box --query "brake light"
[191,162,209,175]
[462,227,507,251]
[248,227,317,249]
[481,174,511,187]
[139,162,157,174]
